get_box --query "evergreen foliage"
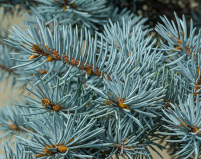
[0,0,201,159]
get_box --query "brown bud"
[105,100,111,105]
[8,120,18,130]
[32,44,41,52]
[57,145,68,153]
[62,5,66,11]
[39,70,48,75]
[53,105,60,111]
[46,55,54,62]
[41,99,51,107]
[86,69,93,75]
[29,54,38,60]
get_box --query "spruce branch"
[96,115,164,158]
[32,0,110,30]
[162,94,201,159]
[89,73,166,128]
[0,105,35,140]
[18,77,92,115]
[156,13,200,66]
[6,19,115,83]
[6,18,163,87]
[17,113,112,158]
[172,53,201,102]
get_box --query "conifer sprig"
[19,77,93,115]
[33,0,110,30]
[90,73,165,128]
[162,94,201,159]
[0,105,35,140]
[18,113,112,158]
